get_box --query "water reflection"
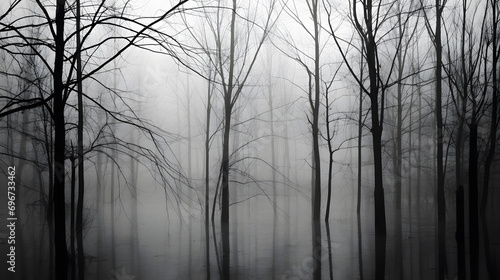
[5,190,499,280]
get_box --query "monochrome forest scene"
[0,0,499,279]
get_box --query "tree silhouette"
[0,1,189,278]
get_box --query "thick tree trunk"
[363,2,387,278]
[312,220,321,280]
[221,1,237,278]
[372,117,387,280]
[54,1,68,279]
[44,107,55,280]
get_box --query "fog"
[0,0,499,279]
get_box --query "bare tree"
[0,1,189,278]
[275,0,332,221]
[326,0,416,277]
[420,0,448,278]
[481,0,500,219]
[177,1,278,278]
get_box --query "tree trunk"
[481,0,499,217]
[354,210,364,280]
[367,37,387,280]
[44,106,55,280]
[363,1,387,278]
[128,122,140,277]
[54,1,68,278]
[221,2,237,278]
[357,42,364,215]
[70,150,76,280]
[417,61,423,280]
[372,115,387,280]
[455,95,466,280]
[311,0,321,222]
[456,185,465,280]
[75,2,85,278]
[394,10,404,278]
[221,103,231,280]
[312,220,321,280]
[469,122,478,280]
[267,51,278,275]
[434,1,447,278]
[205,69,212,279]
[325,80,334,221]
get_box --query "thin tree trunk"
[324,80,334,221]
[15,75,31,280]
[70,149,76,280]
[357,41,364,215]
[455,98,466,280]
[357,212,364,280]
[186,68,193,280]
[469,122,479,280]
[434,1,447,278]
[479,2,499,279]
[128,121,140,277]
[326,220,333,280]
[311,0,321,221]
[394,9,404,278]
[268,50,278,277]
[221,58,231,280]
[481,0,499,217]
[110,148,116,269]
[95,118,103,280]
[416,42,423,279]
[75,2,85,278]
[456,185,465,280]
[408,79,414,280]
[205,69,212,280]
